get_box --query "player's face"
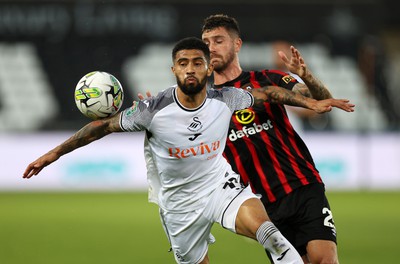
[202,27,239,73]
[172,49,213,95]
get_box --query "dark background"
[0,0,398,130]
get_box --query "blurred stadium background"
[1,0,399,263]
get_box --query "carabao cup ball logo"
[234,109,255,124]
[110,75,123,108]
[75,87,102,100]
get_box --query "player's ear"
[207,62,214,77]
[234,37,242,53]
[171,66,175,74]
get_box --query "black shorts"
[264,183,337,257]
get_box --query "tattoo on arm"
[254,86,312,108]
[292,84,312,98]
[297,74,333,100]
[55,114,122,157]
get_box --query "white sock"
[256,221,303,263]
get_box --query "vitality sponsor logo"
[228,120,273,141]
[168,141,220,159]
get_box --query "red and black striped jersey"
[213,70,323,204]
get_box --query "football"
[74,71,124,120]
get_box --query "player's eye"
[194,60,204,66]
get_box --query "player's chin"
[210,58,222,66]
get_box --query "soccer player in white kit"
[24,37,346,264]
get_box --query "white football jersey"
[120,86,253,213]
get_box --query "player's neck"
[213,62,242,86]
[176,87,207,109]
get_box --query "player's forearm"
[300,70,332,100]
[259,86,317,110]
[53,120,113,157]
[22,114,121,179]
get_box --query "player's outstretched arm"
[278,45,332,100]
[251,86,355,114]
[23,114,123,179]
[310,98,355,113]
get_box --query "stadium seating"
[0,43,59,131]
[122,42,388,131]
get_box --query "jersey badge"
[282,74,295,84]
[125,102,138,116]
[187,116,203,132]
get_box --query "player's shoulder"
[247,69,284,79]
[208,86,243,97]
[247,69,298,87]
[153,85,175,100]
[143,86,176,111]
[238,70,275,86]
[208,87,252,104]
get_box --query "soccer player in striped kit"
[202,14,345,264]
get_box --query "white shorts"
[159,172,259,264]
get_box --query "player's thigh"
[291,184,338,260]
[206,172,261,234]
[306,239,338,264]
[297,185,337,245]
[206,172,269,239]
[160,209,212,264]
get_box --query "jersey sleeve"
[119,87,174,132]
[222,87,254,113]
[262,69,298,90]
[119,100,153,132]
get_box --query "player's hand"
[278,46,308,78]
[23,152,59,179]
[137,91,152,100]
[132,91,153,107]
[310,99,355,114]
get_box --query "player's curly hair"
[201,14,241,37]
[172,37,210,62]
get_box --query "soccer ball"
[74,71,124,120]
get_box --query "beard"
[177,76,207,96]
[212,48,235,73]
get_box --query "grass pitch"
[0,191,398,263]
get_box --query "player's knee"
[306,240,338,264]
[198,253,210,264]
[309,254,339,264]
[235,198,269,238]
[319,259,339,264]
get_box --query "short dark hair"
[172,37,210,62]
[201,14,240,37]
